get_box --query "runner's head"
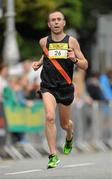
[48,11,66,34]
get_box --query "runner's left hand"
[67,48,76,61]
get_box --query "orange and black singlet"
[40,34,75,105]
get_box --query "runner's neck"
[51,32,66,42]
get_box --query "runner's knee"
[60,122,69,130]
[46,113,55,124]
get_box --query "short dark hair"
[48,10,65,21]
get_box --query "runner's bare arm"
[32,55,43,71]
[68,37,88,70]
[39,36,48,50]
[32,37,48,71]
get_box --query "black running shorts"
[40,84,74,106]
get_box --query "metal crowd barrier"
[0,100,112,161]
[70,100,112,152]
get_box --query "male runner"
[32,11,88,168]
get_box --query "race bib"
[48,43,68,59]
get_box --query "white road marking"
[5,162,95,175]
[6,169,43,175]
[63,162,95,168]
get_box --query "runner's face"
[48,12,65,34]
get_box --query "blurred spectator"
[99,69,112,148]
[23,59,42,99]
[20,74,34,99]
[4,75,34,107]
[8,59,42,99]
[3,75,34,144]
[74,68,93,104]
[23,59,42,86]
[86,72,107,101]
[99,69,112,100]
[9,62,23,76]
[0,64,9,102]
[72,68,93,151]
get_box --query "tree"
[15,0,83,31]
[1,0,112,60]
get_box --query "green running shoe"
[64,136,73,155]
[47,154,60,169]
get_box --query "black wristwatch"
[73,58,78,64]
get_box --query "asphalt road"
[0,151,112,179]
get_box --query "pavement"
[0,150,112,179]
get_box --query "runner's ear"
[63,19,66,27]
[48,22,51,28]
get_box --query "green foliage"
[1,0,112,60]
[15,0,83,30]
[17,33,41,60]
[60,0,83,28]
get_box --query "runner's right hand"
[32,61,41,71]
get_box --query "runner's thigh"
[42,92,57,119]
[59,104,71,124]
